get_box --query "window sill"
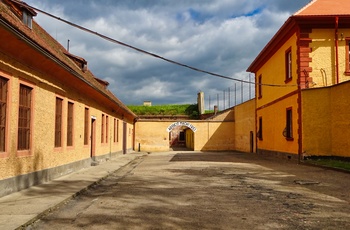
[17,150,32,157]
[284,78,292,83]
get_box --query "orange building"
[0,0,136,197]
[247,0,350,160]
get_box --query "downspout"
[335,16,339,84]
[297,27,303,163]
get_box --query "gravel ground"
[29,151,350,230]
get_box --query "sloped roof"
[0,0,136,121]
[295,0,350,16]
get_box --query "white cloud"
[25,0,310,106]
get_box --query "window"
[116,119,119,142]
[106,115,109,143]
[101,114,105,143]
[22,10,32,29]
[113,119,117,143]
[55,97,63,148]
[84,108,89,145]
[67,102,74,146]
[258,75,262,99]
[258,117,263,140]
[284,107,293,140]
[0,77,8,152]
[18,84,32,150]
[345,38,350,75]
[285,48,292,82]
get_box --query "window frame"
[67,101,74,147]
[101,114,105,143]
[258,117,263,140]
[285,47,292,83]
[22,10,33,29]
[285,107,294,141]
[345,38,350,76]
[17,81,34,156]
[258,75,262,99]
[105,115,109,143]
[54,96,64,148]
[0,75,9,157]
[84,107,89,146]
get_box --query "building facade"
[247,0,350,160]
[0,0,136,197]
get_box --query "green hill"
[128,104,199,118]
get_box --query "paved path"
[0,152,146,230]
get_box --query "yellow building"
[0,0,136,197]
[135,99,255,153]
[247,0,350,160]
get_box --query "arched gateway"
[166,122,196,150]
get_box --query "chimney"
[197,91,205,115]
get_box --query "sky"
[25,0,311,109]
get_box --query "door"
[90,117,96,158]
[123,122,127,154]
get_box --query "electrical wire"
[10,0,298,87]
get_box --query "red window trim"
[54,95,64,149]
[285,107,294,141]
[84,107,90,146]
[67,100,74,147]
[285,47,292,83]
[17,79,35,157]
[0,74,10,158]
[345,38,350,76]
[258,75,262,99]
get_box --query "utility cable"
[10,0,298,87]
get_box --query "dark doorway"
[123,122,127,154]
[90,117,96,158]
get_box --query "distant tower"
[197,91,205,115]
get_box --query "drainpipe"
[335,16,339,84]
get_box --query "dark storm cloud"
[25,0,310,108]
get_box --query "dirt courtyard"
[30,151,350,229]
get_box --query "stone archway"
[167,122,196,150]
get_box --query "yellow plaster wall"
[302,81,350,157]
[197,122,235,151]
[256,33,299,109]
[234,99,255,153]
[308,28,350,87]
[208,109,234,121]
[135,120,235,152]
[257,94,299,155]
[135,121,170,152]
[0,53,131,180]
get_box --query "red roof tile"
[0,0,136,120]
[295,0,350,16]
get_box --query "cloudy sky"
[25,0,310,109]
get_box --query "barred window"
[84,108,89,145]
[18,84,32,150]
[67,102,74,146]
[0,77,8,152]
[55,97,63,147]
[101,114,105,143]
[106,115,109,143]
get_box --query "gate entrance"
[167,122,196,150]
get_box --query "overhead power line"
[10,0,297,87]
